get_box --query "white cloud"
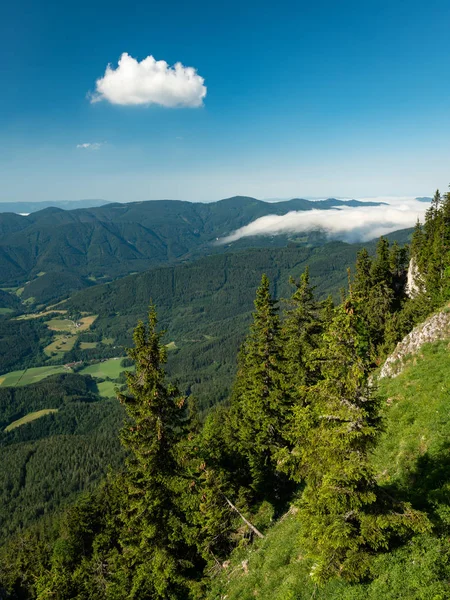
[76,142,103,150]
[90,52,207,108]
[220,198,429,244]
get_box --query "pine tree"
[229,274,289,497]
[117,306,202,599]
[296,299,430,584]
[371,236,391,286]
[411,218,424,260]
[283,267,322,391]
[353,248,372,299]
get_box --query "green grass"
[46,315,97,334]
[79,341,98,350]
[0,365,68,387]
[374,340,450,491]
[16,309,67,320]
[101,337,115,345]
[44,335,77,356]
[46,318,77,332]
[0,308,13,315]
[5,409,58,432]
[207,339,450,600]
[97,380,118,398]
[79,358,132,380]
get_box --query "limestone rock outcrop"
[379,305,450,379]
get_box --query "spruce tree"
[283,267,322,390]
[117,306,202,599]
[229,274,289,497]
[353,248,372,299]
[296,299,430,584]
[371,236,391,286]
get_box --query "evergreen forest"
[1,192,450,599]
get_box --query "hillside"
[207,336,450,599]
[0,196,385,287]
[62,242,374,408]
[0,200,112,214]
[0,205,446,599]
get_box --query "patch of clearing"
[5,409,58,432]
[44,335,77,356]
[80,341,98,350]
[166,341,177,351]
[47,299,68,309]
[46,318,77,332]
[78,315,97,331]
[0,365,68,387]
[80,358,133,380]
[0,308,13,315]
[46,315,97,334]
[16,309,67,321]
[97,380,118,398]
[102,337,114,345]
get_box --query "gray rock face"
[379,306,450,379]
[405,258,422,298]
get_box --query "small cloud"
[76,142,103,150]
[89,52,207,108]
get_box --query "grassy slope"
[0,365,68,387]
[207,340,450,600]
[5,409,58,432]
[79,357,131,380]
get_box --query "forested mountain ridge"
[2,193,448,599]
[2,211,449,597]
[62,241,394,407]
[0,196,385,286]
[0,200,113,214]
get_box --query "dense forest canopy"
[1,191,450,598]
[0,196,391,287]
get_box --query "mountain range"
[0,196,386,288]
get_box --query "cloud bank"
[220,198,428,244]
[76,142,103,150]
[90,53,207,107]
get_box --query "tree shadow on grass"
[381,444,450,529]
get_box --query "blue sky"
[2,0,450,202]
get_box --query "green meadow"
[0,365,67,387]
[79,358,133,380]
[5,409,58,432]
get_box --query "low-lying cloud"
[90,52,207,108]
[220,198,428,244]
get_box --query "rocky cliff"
[379,304,450,378]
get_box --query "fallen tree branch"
[224,496,264,539]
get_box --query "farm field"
[0,365,68,387]
[5,409,58,432]
[97,380,118,398]
[46,318,78,332]
[79,358,132,380]
[44,335,78,356]
[16,309,67,320]
[79,341,98,349]
[46,315,97,334]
